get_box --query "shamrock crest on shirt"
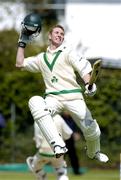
[51,76,58,83]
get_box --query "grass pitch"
[0,169,119,180]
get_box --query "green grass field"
[0,169,119,180]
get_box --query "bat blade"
[88,59,102,90]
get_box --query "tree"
[0,29,45,162]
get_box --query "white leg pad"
[83,119,101,141]
[55,160,67,176]
[83,119,101,159]
[36,115,66,149]
[36,169,47,180]
[28,96,66,150]
[28,96,50,119]
[86,137,100,159]
[55,161,69,180]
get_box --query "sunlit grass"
[0,169,119,180]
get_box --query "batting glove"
[85,83,97,96]
[18,24,36,48]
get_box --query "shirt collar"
[47,44,66,54]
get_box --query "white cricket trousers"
[45,96,101,158]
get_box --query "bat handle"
[88,84,93,91]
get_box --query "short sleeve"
[22,53,42,72]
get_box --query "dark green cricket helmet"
[22,13,42,33]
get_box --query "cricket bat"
[88,59,102,90]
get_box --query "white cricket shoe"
[94,152,109,163]
[54,146,68,158]
[58,175,69,180]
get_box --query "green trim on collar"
[45,88,82,96]
[43,50,62,71]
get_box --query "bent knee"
[84,120,101,141]
[28,96,50,120]
[28,96,45,109]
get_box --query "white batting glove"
[85,83,97,96]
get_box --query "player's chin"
[55,42,63,47]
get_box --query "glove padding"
[85,83,97,96]
[18,24,37,47]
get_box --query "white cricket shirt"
[23,44,92,101]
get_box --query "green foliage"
[0,30,45,124]
[0,30,18,72]
[0,29,45,162]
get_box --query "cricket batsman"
[26,114,72,180]
[16,13,109,162]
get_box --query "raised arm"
[15,13,42,69]
[16,47,25,68]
